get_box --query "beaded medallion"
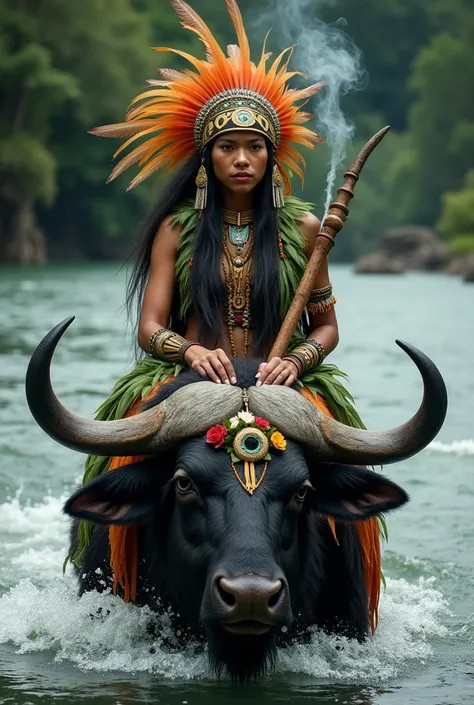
[228,224,250,248]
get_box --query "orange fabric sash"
[109,383,381,633]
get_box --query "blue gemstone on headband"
[236,110,252,124]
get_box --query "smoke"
[254,0,365,218]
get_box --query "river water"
[0,263,472,704]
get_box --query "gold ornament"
[194,164,208,212]
[273,164,285,209]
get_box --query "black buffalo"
[26,319,447,680]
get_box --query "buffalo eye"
[174,471,197,497]
[294,481,312,503]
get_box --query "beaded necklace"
[223,208,254,254]
[222,224,253,358]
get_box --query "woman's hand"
[184,345,237,385]
[255,357,299,387]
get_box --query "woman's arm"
[137,216,181,351]
[138,217,236,384]
[257,211,339,386]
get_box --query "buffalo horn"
[26,318,242,456]
[248,341,447,465]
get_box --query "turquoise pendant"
[228,224,250,246]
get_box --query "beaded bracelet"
[307,283,337,315]
[306,338,326,365]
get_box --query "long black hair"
[126,140,281,358]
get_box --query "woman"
[133,129,337,387]
[72,0,381,632]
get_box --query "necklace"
[222,231,253,358]
[223,208,254,254]
[222,208,254,226]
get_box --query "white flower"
[237,411,255,425]
[229,416,240,429]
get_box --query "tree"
[393,9,474,227]
[437,170,474,253]
[0,0,153,263]
[0,3,79,262]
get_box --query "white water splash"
[0,579,208,678]
[279,577,449,680]
[428,440,474,456]
[0,491,69,588]
[0,575,448,680]
[0,491,450,681]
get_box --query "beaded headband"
[195,89,281,151]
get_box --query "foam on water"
[428,439,474,456]
[0,491,69,587]
[278,577,449,681]
[0,491,450,682]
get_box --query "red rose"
[255,417,270,429]
[206,424,227,448]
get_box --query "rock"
[355,252,405,275]
[446,253,474,280]
[464,268,474,283]
[379,226,448,271]
[354,225,449,275]
[462,255,474,283]
[0,200,47,265]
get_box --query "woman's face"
[211,131,268,195]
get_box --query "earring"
[194,158,208,213]
[272,164,285,209]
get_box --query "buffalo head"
[25,318,447,680]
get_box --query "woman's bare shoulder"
[151,214,183,254]
[298,211,321,256]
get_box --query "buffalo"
[26,318,447,681]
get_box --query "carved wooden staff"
[269,125,391,360]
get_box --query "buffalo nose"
[211,574,287,624]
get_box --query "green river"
[0,263,472,704]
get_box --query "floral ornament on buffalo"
[205,410,286,495]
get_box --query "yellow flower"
[271,431,286,451]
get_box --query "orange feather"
[170,0,227,65]
[89,121,157,139]
[225,0,250,82]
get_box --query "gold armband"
[149,328,197,364]
[307,283,337,315]
[283,339,326,376]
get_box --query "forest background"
[1,0,473,264]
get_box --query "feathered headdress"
[91,0,324,193]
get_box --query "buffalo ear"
[308,463,408,521]
[64,459,168,525]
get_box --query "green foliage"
[438,171,474,246]
[0,133,56,204]
[1,0,473,261]
[398,13,474,226]
[447,236,474,255]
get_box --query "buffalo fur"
[142,358,267,409]
[67,361,408,681]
